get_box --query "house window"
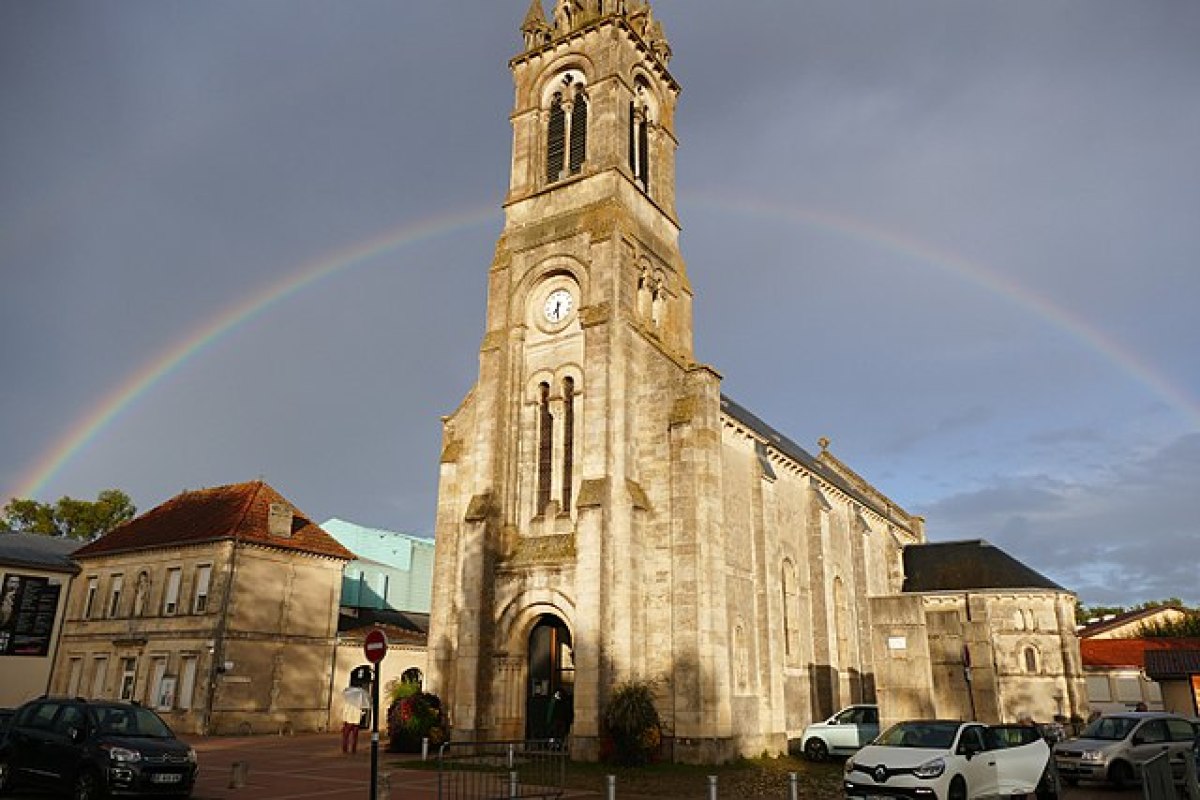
[119,657,137,701]
[82,576,98,619]
[66,657,84,696]
[90,656,109,698]
[107,574,124,618]
[178,656,198,711]
[192,565,212,614]
[1085,675,1112,702]
[132,572,150,617]
[163,568,182,615]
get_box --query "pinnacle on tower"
[521,0,552,50]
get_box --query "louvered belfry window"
[568,94,587,175]
[562,377,575,512]
[537,382,553,513]
[546,95,567,183]
[629,103,650,191]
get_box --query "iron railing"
[437,739,567,800]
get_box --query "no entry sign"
[363,628,388,664]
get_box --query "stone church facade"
[426,0,1085,763]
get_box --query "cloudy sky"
[2,2,1197,609]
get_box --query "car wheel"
[1108,760,1134,790]
[948,775,968,800]
[73,769,107,800]
[803,738,829,762]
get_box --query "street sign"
[363,628,388,664]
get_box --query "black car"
[0,697,197,798]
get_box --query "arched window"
[1023,645,1040,674]
[629,78,653,191]
[537,382,553,513]
[781,560,799,662]
[546,73,588,183]
[401,668,423,688]
[562,377,575,512]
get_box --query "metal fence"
[436,740,568,800]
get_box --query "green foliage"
[1138,613,1200,638]
[2,490,135,540]
[600,680,662,766]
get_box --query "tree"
[2,490,136,540]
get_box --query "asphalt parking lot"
[0,732,1154,800]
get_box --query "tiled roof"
[901,540,1065,593]
[1144,648,1200,680]
[0,531,83,573]
[1080,637,1200,669]
[1076,606,1184,638]
[71,481,354,562]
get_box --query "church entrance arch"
[525,614,575,741]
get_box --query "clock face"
[543,288,574,323]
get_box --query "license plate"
[151,773,183,784]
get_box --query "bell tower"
[429,1,733,762]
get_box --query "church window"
[1022,645,1040,674]
[781,559,799,662]
[562,377,575,512]
[734,623,750,693]
[537,382,554,513]
[629,79,652,191]
[546,73,588,184]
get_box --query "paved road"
[1,732,1156,799]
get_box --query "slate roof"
[71,481,354,562]
[901,539,1065,593]
[1144,647,1200,680]
[720,395,915,530]
[0,530,82,574]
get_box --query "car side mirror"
[961,741,982,759]
[68,726,86,744]
[1132,735,1145,746]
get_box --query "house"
[1077,605,1189,640]
[1081,637,1200,715]
[0,530,80,706]
[49,480,353,735]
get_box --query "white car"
[843,720,1052,800]
[801,704,880,761]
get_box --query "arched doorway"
[525,614,574,741]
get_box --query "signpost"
[364,629,387,799]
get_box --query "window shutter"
[569,94,587,174]
[546,98,566,182]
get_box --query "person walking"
[341,685,370,754]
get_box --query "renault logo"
[872,765,889,783]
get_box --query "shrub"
[386,686,447,753]
[600,680,662,766]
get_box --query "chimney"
[268,503,294,538]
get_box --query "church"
[426,0,1086,764]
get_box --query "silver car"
[1053,712,1197,789]
[801,704,880,761]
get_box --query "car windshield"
[876,722,960,749]
[94,706,175,738]
[1080,716,1139,741]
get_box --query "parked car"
[1053,711,1196,789]
[0,708,13,736]
[801,704,880,761]
[0,697,197,799]
[844,720,1053,800]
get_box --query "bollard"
[605,774,617,800]
[788,772,799,800]
[421,736,429,761]
[707,774,718,800]
[376,772,391,800]
[228,761,248,789]
[507,743,515,769]
[509,770,520,799]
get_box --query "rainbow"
[685,191,1200,431]
[8,207,498,502]
[9,196,1198,504]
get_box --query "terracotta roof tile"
[1080,637,1200,669]
[72,481,354,562]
